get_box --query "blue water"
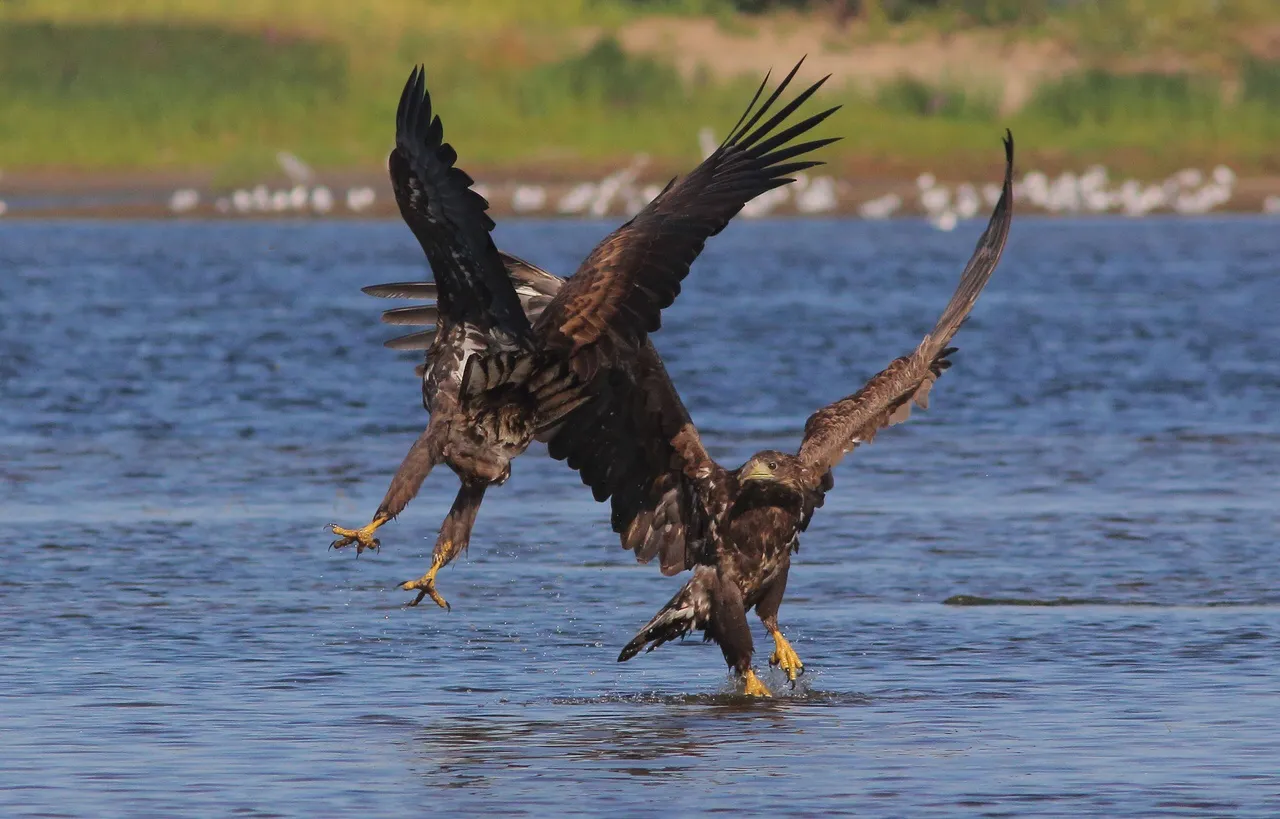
[2,217,1278,817]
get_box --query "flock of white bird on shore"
[165,153,379,216]
[896,163,1243,231]
[158,140,1267,228]
[0,140,1270,225]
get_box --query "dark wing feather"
[797,131,1015,478]
[545,342,718,575]
[533,58,840,366]
[389,65,530,340]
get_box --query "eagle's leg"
[401,552,449,610]
[742,669,772,697]
[710,571,771,698]
[329,425,440,554]
[756,566,804,684]
[401,481,487,611]
[328,514,389,554]
[766,629,803,683]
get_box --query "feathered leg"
[400,481,486,610]
[618,567,770,697]
[329,423,441,553]
[709,572,770,697]
[755,563,803,684]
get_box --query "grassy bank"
[4,1,1280,178]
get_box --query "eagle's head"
[736,450,806,497]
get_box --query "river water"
[2,218,1278,816]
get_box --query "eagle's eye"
[767,460,777,471]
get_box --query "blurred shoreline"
[5,168,1280,221]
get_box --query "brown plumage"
[600,133,1016,696]
[329,61,841,610]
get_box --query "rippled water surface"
[3,218,1279,816]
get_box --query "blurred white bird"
[953,183,980,220]
[557,182,595,215]
[795,175,837,214]
[511,185,547,214]
[858,192,901,220]
[589,155,649,217]
[310,186,334,214]
[277,152,314,185]
[169,189,200,213]
[920,185,950,214]
[251,185,270,211]
[346,187,376,212]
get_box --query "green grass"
[519,38,684,113]
[1021,70,1224,130]
[874,75,1000,121]
[4,2,1280,176]
[0,22,348,168]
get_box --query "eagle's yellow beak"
[741,462,775,483]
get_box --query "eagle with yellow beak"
[611,133,1015,696]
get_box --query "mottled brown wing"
[533,59,840,373]
[797,132,1015,479]
[388,65,530,340]
[544,343,719,575]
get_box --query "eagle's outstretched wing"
[545,343,719,575]
[535,60,841,573]
[797,132,1014,480]
[533,58,840,375]
[389,66,531,341]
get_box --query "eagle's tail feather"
[618,566,716,662]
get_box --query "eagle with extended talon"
[329,61,840,611]
[377,135,1016,695]
[587,133,1014,696]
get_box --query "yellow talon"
[768,631,804,683]
[742,669,772,698]
[401,551,450,611]
[329,516,388,554]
